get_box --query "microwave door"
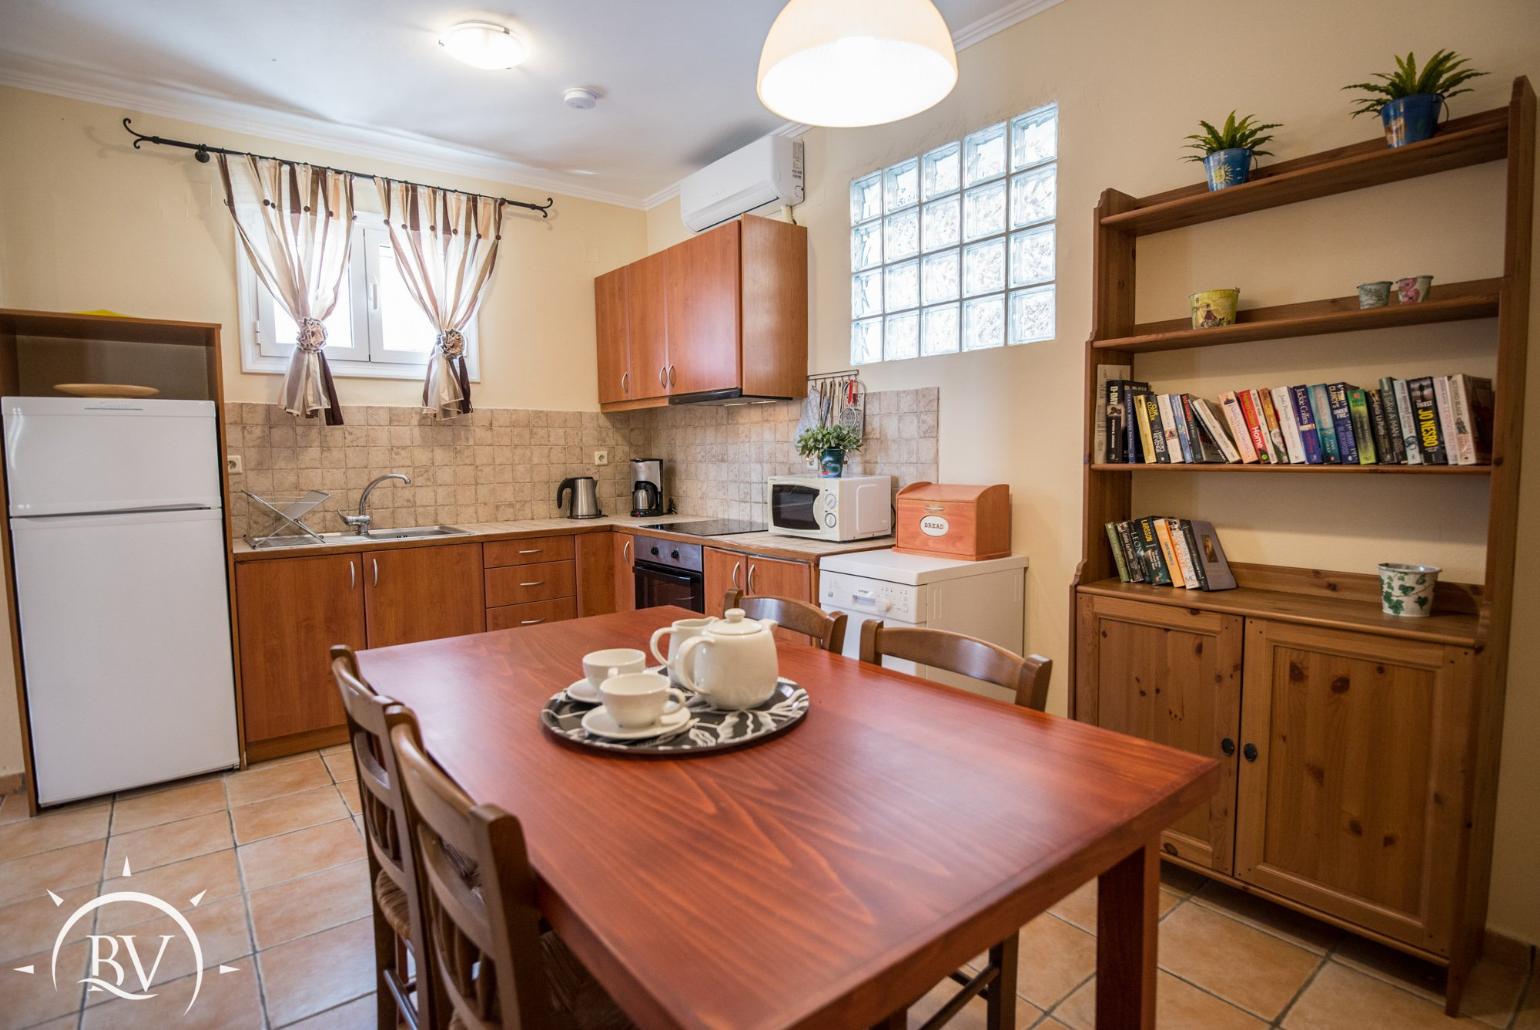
[771,484,821,531]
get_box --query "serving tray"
[540,679,808,756]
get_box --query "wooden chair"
[858,622,1052,712]
[723,588,849,652]
[388,712,632,1030]
[858,623,1052,1030]
[330,645,435,1030]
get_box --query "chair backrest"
[857,622,1053,711]
[390,716,554,1030]
[723,589,848,652]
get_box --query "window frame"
[235,218,481,382]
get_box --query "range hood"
[668,388,790,406]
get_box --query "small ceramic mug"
[649,617,715,683]
[1379,563,1440,618]
[1394,275,1433,304]
[581,648,646,690]
[599,671,688,729]
[1357,281,1392,308]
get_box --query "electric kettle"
[557,477,603,519]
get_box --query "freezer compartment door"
[11,507,238,804]
[3,397,222,516]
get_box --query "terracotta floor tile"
[1188,882,1344,954]
[1055,970,1268,1029]
[0,801,110,861]
[335,778,363,815]
[1047,877,1183,934]
[239,819,364,891]
[322,750,357,784]
[249,858,373,950]
[225,756,331,807]
[0,885,99,963]
[113,770,225,801]
[93,894,253,999]
[1158,862,1208,896]
[1283,961,1483,1029]
[96,849,242,931]
[1462,957,1531,1028]
[905,977,1042,1028]
[0,939,89,1028]
[1331,934,1447,1003]
[105,810,232,873]
[111,779,227,835]
[1157,899,1320,1020]
[80,962,266,1030]
[259,916,376,1026]
[286,993,378,1029]
[231,785,349,845]
[1014,911,1097,1010]
[257,749,326,767]
[0,838,105,907]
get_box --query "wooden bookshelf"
[1070,78,1534,1016]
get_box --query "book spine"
[1167,518,1201,589]
[1449,374,1477,465]
[1392,378,1423,464]
[1272,386,1306,464]
[1195,398,1242,463]
[1237,389,1272,462]
[1135,391,1156,463]
[1178,519,1210,590]
[1309,384,1341,464]
[1153,518,1185,587]
[1127,384,1150,463]
[1289,385,1323,464]
[1115,521,1146,582]
[1259,390,1288,463]
[1179,395,1210,462]
[1104,379,1126,463]
[1156,394,1185,463]
[1347,388,1376,464]
[1467,377,1495,464]
[1408,376,1445,464]
[1433,376,1461,466]
[1327,383,1359,464]
[1378,377,1406,463]
[1219,392,1259,463]
[1144,394,1171,463]
[1105,523,1130,582]
[1367,389,1394,464]
[1136,517,1172,585]
[1168,394,1196,463]
[1094,365,1130,465]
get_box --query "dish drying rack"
[244,490,330,548]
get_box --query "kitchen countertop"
[231,514,894,563]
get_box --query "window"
[850,102,1057,364]
[237,220,480,380]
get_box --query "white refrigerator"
[4,397,239,805]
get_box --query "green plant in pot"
[1183,111,1280,191]
[1344,49,1486,148]
[796,424,863,478]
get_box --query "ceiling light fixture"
[756,0,957,128]
[439,21,529,70]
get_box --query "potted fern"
[796,424,863,478]
[1344,49,1487,147]
[1182,112,1281,191]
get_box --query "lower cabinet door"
[363,543,486,648]
[613,534,636,611]
[1234,620,1475,954]
[703,548,745,618]
[575,532,617,617]
[1074,593,1242,871]
[236,553,365,747]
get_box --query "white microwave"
[768,475,893,541]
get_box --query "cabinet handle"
[621,371,629,394]
[520,618,545,626]
[623,539,633,565]
[371,558,379,587]
[668,364,676,387]
[731,560,742,590]
[1220,737,1235,756]
[1242,743,1259,762]
[925,504,946,513]
[518,548,542,556]
[519,580,545,588]
[659,366,668,387]
[348,560,356,591]
[747,561,757,594]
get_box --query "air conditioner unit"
[679,135,805,233]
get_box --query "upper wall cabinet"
[594,215,807,409]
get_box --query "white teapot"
[675,608,780,710]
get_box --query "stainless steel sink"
[245,526,466,550]
[363,525,466,541]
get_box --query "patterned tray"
[539,679,808,756]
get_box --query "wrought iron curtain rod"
[122,118,554,218]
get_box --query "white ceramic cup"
[582,648,646,689]
[649,617,716,681]
[599,671,689,729]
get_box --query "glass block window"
[849,102,1057,364]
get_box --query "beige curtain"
[218,155,354,425]
[374,178,503,419]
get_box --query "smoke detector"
[563,87,599,110]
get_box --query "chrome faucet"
[342,472,410,535]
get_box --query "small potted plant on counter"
[1344,49,1486,147]
[1183,111,1281,191]
[796,424,863,478]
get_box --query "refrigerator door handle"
[19,503,214,520]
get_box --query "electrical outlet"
[593,449,609,466]
[226,454,243,474]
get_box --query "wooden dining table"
[356,606,1217,1030]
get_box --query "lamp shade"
[756,0,958,128]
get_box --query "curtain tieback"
[297,317,329,351]
[436,329,465,358]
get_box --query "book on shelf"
[1104,516,1235,591]
[1391,378,1422,465]
[1193,397,1243,462]
[1377,377,1406,464]
[1288,385,1324,464]
[1238,389,1275,463]
[1219,391,1260,463]
[1433,377,1461,465]
[1452,374,1495,465]
[1309,384,1341,464]
[1271,386,1307,464]
[1095,365,1133,465]
[1157,394,1186,463]
[1346,387,1376,464]
[1143,394,1171,463]
[1366,389,1393,464]
[1258,390,1288,464]
[1408,376,1446,464]
[1327,383,1359,464]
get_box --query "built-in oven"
[631,535,704,613]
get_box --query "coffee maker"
[629,458,665,517]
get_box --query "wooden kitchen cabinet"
[704,547,745,617]
[704,547,813,646]
[594,268,632,405]
[236,553,365,758]
[1234,620,1476,952]
[613,532,636,611]
[364,542,485,648]
[576,532,618,617]
[1074,594,1242,871]
[665,221,741,396]
[625,251,671,401]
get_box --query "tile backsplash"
[225,387,938,541]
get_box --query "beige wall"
[650,0,1540,944]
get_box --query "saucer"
[565,679,602,705]
[580,705,693,741]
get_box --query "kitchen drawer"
[487,596,577,631]
[484,535,575,568]
[485,560,576,607]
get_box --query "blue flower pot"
[1381,94,1442,147]
[1202,148,1253,191]
[818,448,846,478]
